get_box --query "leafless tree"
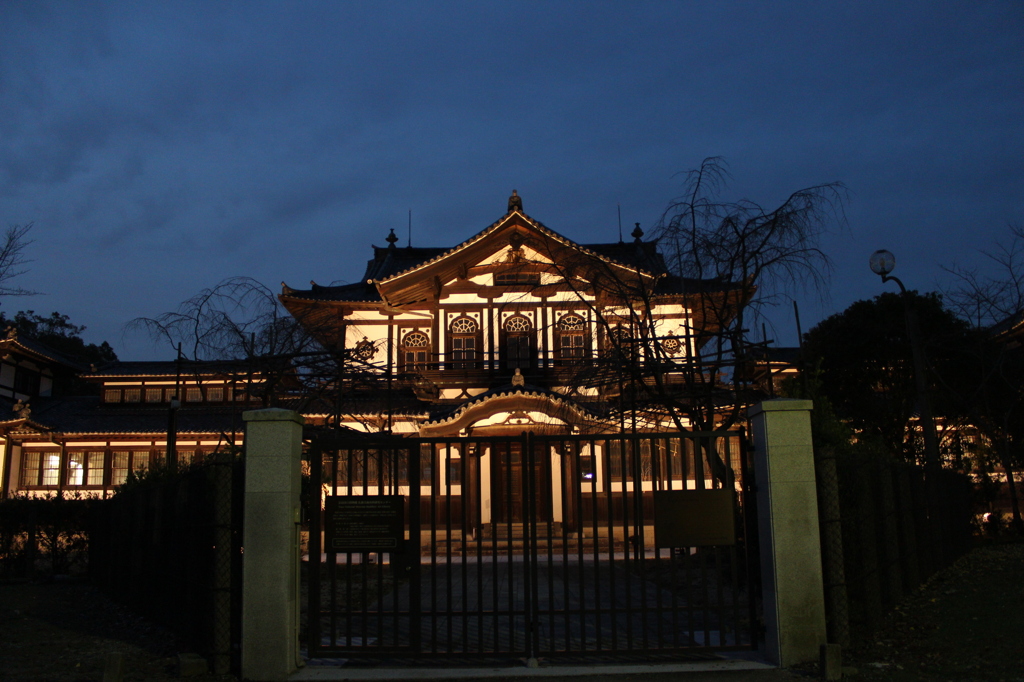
[527,158,845,482]
[0,224,38,299]
[943,224,1024,530]
[127,277,388,428]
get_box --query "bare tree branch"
[0,224,38,299]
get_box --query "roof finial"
[386,228,398,249]
[632,222,644,243]
[508,189,523,213]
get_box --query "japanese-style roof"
[372,210,661,293]
[421,382,600,432]
[0,331,88,372]
[0,396,250,437]
[85,359,259,379]
[278,388,429,418]
[281,204,679,306]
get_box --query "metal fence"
[89,455,243,675]
[305,430,759,664]
[814,448,974,646]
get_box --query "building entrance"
[305,430,759,665]
[490,442,549,524]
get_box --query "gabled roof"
[372,209,665,307]
[0,331,88,372]
[280,195,750,310]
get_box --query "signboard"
[653,489,736,548]
[324,495,405,552]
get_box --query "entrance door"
[491,442,548,523]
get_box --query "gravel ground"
[1,541,1020,681]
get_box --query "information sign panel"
[653,489,736,548]
[324,495,405,552]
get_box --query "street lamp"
[868,249,941,471]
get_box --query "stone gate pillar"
[749,399,827,667]
[241,408,304,682]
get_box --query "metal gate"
[305,430,760,663]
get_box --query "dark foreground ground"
[0,542,1021,682]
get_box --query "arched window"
[400,331,430,372]
[502,315,534,370]
[448,317,480,369]
[557,314,588,365]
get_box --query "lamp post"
[868,250,942,472]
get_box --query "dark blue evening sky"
[1,1,1021,359]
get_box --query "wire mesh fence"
[89,454,243,675]
[814,450,973,646]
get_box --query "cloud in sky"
[0,1,1021,358]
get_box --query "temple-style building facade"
[0,192,747,504]
[280,191,743,438]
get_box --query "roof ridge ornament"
[508,189,522,214]
[13,399,30,419]
[632,222,644,243]
[386,228,399,248]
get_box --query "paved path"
[307,551,751,663]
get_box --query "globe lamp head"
[869,249,896,277]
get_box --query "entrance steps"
[422,524,629,555]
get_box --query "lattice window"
[450,317,478,334]
[558,314,586,331]
[558,314,587,363]
[503,315,533,369]
[504,315,531,333]
[449,317,479,369]
[401,331,430,371]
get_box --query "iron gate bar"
[305,429,759,662]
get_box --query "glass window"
[112,451,129,485]
[503,316,533,370]
[401,331,430,371]
[41,452,60,486]
[494,272,540,286]
[87,451,105,485]
[579,455,595,481]
[67,452,85,486]
[446,457,462,485]
[420,446,434,485]
[132,450,151,475]
[21,451,41,487]
[607,440,625,482]
[449,317,479,369]
[13,367,41,396]
[557,314,587,364]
